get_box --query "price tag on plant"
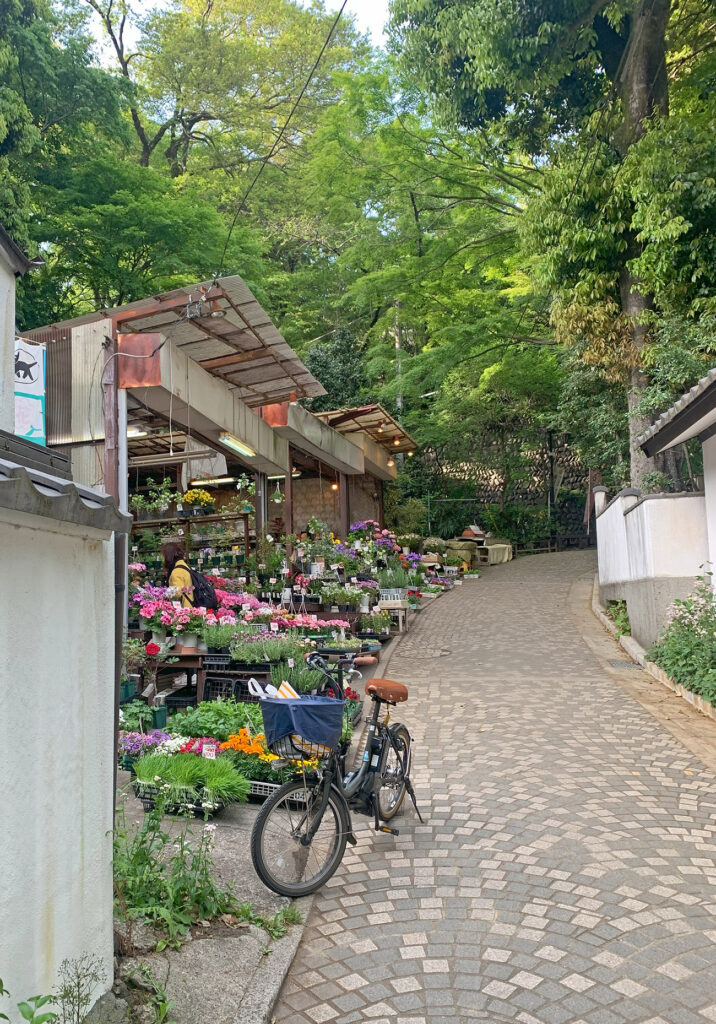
[288,658,294,668]
[242,603,251,611]
[270,621,279,632]
[269,577,277,585]
[203,743,217,760]
[330,563,339,570]
[351,576,358,583]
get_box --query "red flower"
[145,641,161,656]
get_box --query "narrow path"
[274,552,716,1024]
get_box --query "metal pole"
[427,493,431,535]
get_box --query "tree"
[17,156,263,326]
[303,328,368,412]
[390,0,716,485]
[85,0,366,175]
[0,0,125,240]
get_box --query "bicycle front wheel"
[251,778,350,897]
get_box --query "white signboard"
[14,338,46,446]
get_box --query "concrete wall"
[596,489,708,647]
[0,509,115,1011]
[292,476,342,536]
[0,252,15,433]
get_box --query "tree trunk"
[614,0,670,487]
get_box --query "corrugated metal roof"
[25,275,326,408]
[638,368,716,449]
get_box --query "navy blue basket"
[261,696,345,760]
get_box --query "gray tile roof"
[638,367,716,448]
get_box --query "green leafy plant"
[119,699,153,732]
[0,979,57,1024]
[269,661,326,695]
[114,792,238,949]
[202,621,238,650]
[133,753,250,806]
[649,575,716,702]
[607,600,631,638]
[126,965,177,1024]
[122,636,148,677]
[377,567,409,590]
[169,699,262,741]
[360,610,392,631]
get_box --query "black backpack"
[186,566,219,611]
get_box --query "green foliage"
[169,700,263,741]
[202,621,238,650]
[269,661,329,694]
[133,753,250,805]
[481,502,552,546]
[649,576,716,701]
[607,600,631,638]
[120,700,153,732]
[113,792,238,948]
[125,965,176,1024]
[385,496,427,536]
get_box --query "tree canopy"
[3,0,715,536]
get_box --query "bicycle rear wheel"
[251,778,350,897]
[378,724,411,820]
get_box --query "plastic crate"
[203,675,238,702]
[164,687,197,709]
[203,654,231,671]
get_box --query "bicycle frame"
[298,658,412,845]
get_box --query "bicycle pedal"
[377,825,399,835]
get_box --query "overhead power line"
[217,0,349,276]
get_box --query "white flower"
[204,823,217,833]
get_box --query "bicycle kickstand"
[404,776,424,824]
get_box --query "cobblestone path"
[274,552,716,1024]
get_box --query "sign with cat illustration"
[14,338,46,445]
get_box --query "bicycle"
[250,652,423,897]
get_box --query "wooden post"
[378,479,384,527]
[339,471,349,541]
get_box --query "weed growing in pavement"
[607,599,631,637]
[114,793,303,950]
[126,965,177,1024]
[113,793,237,950]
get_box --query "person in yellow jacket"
[162,542,193,607]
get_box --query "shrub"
[169,699,262,741]
[649,575,716,702]
[607,600,631,637]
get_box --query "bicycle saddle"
[366,678,408,703]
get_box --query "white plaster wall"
[597,491,708,586]
[0,254,15,433]
[596,493,634,585]
[625,494,708,579]
[702,435,716,572]
[0,509,115,1011]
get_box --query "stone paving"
[273,551,716,1024]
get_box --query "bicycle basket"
[261,695,345,761]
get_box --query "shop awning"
[26,275,325,408]
[314,404,417,454]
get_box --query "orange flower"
[220,728,269,757]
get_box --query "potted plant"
[182,488,215,515]
[146,476,180,519]
[121,636,148,702]
[129,493,150,521]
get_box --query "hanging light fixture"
[331,480,339,491]
[393,438,400,447]
[387,457,395,468]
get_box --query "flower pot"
[177,631,199,652]
[151,706,167,729]
[120,678,135,703]
[359,596,371,613]
[151,628,167,645]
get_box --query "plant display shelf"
[131,512,251,561]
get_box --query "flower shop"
[120,515,462,806]
[27,274,464,810]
